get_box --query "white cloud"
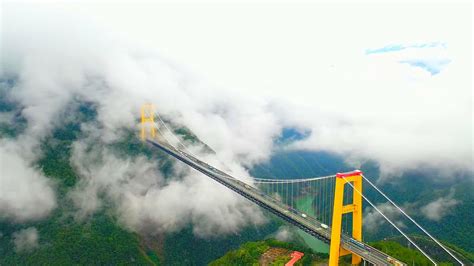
[285,40,472,175]
[12,227,39,253]
[364,203,406,233]
[275,226,294,242]
[421,193,460,221]
[79,1,470,176]
[2,5,272,235]
[69,135,266,236]
[2,2,471,175]
[0,142,56,222]
[0,1,471,235]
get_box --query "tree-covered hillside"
[210,238,474,266]
[209,238,328,266]
[251,149,474,253]
[1,89,471,265]
[0,97,278,265]
[0,100,159,265]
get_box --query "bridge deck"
[147,139,406,266]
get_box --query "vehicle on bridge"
[288,207,298,215]
[387,257,405,266]
[349,238,370,251]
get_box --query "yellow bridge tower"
[140,103,156,141]
[329,170,363,265]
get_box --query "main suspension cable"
[254,175,335,184]
[153,112,198,156]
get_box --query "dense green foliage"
[251,149,474,254]
[211,238,473,266]
[0,97,279,265]
[443,242,474,262]
[0,214,157,265]
[370,240,432,265]
[163,223,280,265]
[0,100,159,265]
[373,236,474,264]
[1,79,472,265]
[209,240,270,265]
[209,239,328,266]
[364,168,474,253]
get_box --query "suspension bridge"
[140,104,464,266]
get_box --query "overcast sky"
[78,1,472,170]
[61,1,472,106]
[2,0,472,171]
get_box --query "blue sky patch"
[365,42,446,55]
[399,59,451,75]
[275,127,311,145]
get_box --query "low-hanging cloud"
[0,142,56,222]
[274,226,294,242]
[363,203,406,233]
[69,134,266,236]
[2,3,471,176]
[421,192,460,221]
[284,42,472,176]
[12,227,39,253]
[1,5,273,235]
[0,3,471,235]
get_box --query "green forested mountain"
[251,150,474,253]
[1,93,472,265]
[0,99,278,265]
[0,101,158,265]
[209,239,328,266]
[210,238,473,266]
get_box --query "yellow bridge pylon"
[329,170,363,265]
[140,103,156,141]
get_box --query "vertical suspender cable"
[321,179,324,222]
[318,179,322,220]
[290,184,294,208]
[326,178,330,224]
[322,178,325,224]
[273,182,275,200]
[320,179,323,223]
[270,182,273,199]
[329,178,332,225]
[324,180,330,224]
[312,180,314,214]
[280,180,282,202]
[331,177,335,225]
[312,180,315,221]
[296,181,299,208]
